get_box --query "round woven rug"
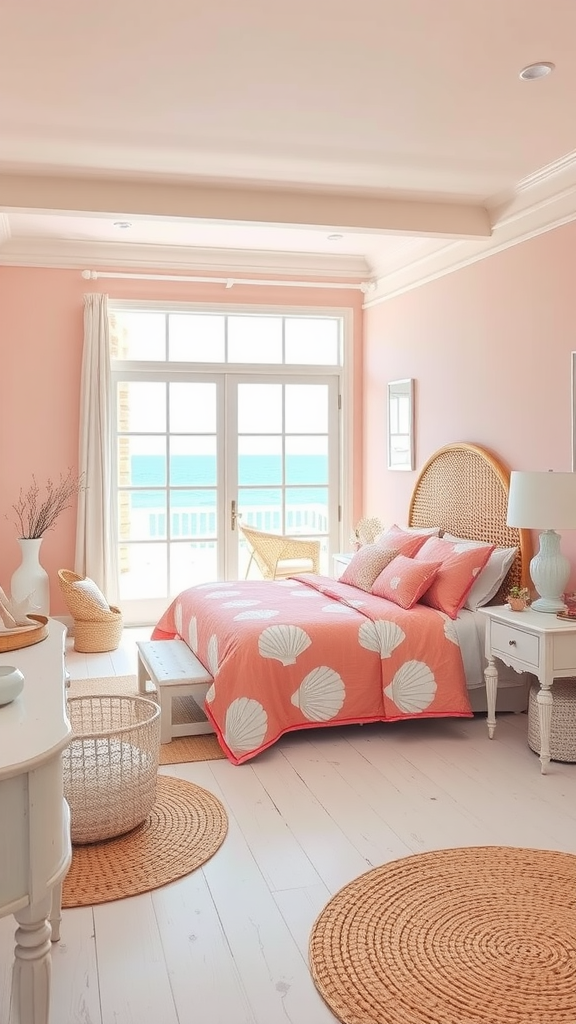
[309,846,576,1024]
[62,775,228,907]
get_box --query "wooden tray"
[0,615,49,652]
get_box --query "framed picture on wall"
[387,379,415,470]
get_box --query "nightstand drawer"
[491,622,540,667]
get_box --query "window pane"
[285,385,328,433]
[228,316,282,363]
[239,436,282,485]
[285,318,339,364]
[286,486,328,534]
[169,490,217,538]
[170,436,216,487]
[112,312,166,360]
[286,437,328,484]
[119,435,166,487]
[170,542,217,594]
[121,491,167,541]
[168,314,225,362]
[119,381,166,432]
[169,382,217,433]
[238,383,282,433]
[119,543,167,599]
[239,488,282,532]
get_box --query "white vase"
[10,538,50,616]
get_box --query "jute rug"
[68,674,226,764]
[62,775,228,908]
[309,846,576,1024]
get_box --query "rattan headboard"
[408,442,532,596]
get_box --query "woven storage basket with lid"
[528,678,576,762]
[58,569,123,652]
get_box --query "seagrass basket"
[528,679,576,763]
[58,569,123,652]
[63,695,161,844]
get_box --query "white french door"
[114,372,340,623]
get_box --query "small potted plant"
[507,585,530,612]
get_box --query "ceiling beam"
[0,173,491,239]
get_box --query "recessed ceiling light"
[113,220,132,229]
[327,233,343,241]
[519,61,555,81]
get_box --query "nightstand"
[332,552,353,579]
[478,604,576,774]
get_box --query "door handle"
[231,500,242,531]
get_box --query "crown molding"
[365,152,576,306]
[0,237,372,279]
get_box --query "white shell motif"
[187,616,198,653]
[221,600,260,608]
[291,666,345,722]
[290,590,319,598]
[225,697,268,753]
[205,590,242,599]
[174,602,183,636]
[359,619,405,658]
[321,603,356,615]
[207,634,219,676]
[205,683,215,703]
[196,582,238,589]
[389,576,401,590]
[258,624,312,666]
[234,609,279,620]
[384,660,437,713]
[437,612,459,646]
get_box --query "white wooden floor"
[2,629,576,1024]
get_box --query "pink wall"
[364,220,576,588]
[0,268,364,615]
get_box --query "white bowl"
[0,666,25,705]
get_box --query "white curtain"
[74,293,119,603]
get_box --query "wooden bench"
[136,639,215,744]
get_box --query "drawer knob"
[508,639,517,646]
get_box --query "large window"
[110,304,349,622]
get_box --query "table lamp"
[506,470,576,612]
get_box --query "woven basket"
[63,695,161,844]
[528,679,576,763]
[58,569,123,652]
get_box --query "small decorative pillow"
[374,525,431,558]
[414,536,495,618]
[339,545,399,592]
[72,578,111,612]
[371,555,442,609]
[440,534,518,610]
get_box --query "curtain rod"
[81,269,374,293]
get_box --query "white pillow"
[72,578,111,612]
[441,534,518,610]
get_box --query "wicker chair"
[58,569,123,653]
[239,524,321,580]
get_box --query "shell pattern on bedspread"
[384,660,437,713]
[258,624,312,665]
[225,697,268,753]
[291,666,345,722]
[358,619,405,658]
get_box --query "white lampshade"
[507,471,576,530]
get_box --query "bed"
[152,442,533,764]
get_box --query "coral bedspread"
[152,574,472,764]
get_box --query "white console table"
[0,622,71,1024]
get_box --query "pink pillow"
[372,554,442,609]
[415,536,495,618]
[339,545,399,592]
[374,525,430,559]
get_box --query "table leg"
[537,678,553,775]
[49,883,63,943]
[137,654,148,695]
[484,655,498,738]
[159,687,172,744]
[11,893,53,1024]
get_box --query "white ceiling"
[1,0,576,301]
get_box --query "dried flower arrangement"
[9,470,86,539]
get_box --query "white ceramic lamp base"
[530,530,569,613]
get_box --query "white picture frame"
[387,378,415,471]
